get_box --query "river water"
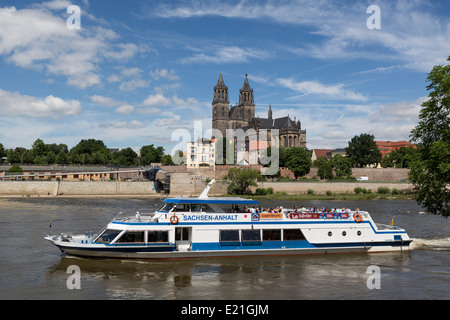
[0,197,449,301]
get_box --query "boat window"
[116,231,145,243]
[94,229,121,244]
[174,204,190,212]
[148,231,169,243]
[283,229,306,241]
[201,204,215,213]
[191,204,202,212]
[220,230,240,242]
[175,227,190,241]
[242,230,261,242]
[159,203,174,212]
[263,229,281,241]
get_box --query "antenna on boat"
[199,179,216,199]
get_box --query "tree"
[69,139,110,165]
[331,154,352,177]
[112,148,138,166]
[227,167,261,195]
[345,133,381,167]
[284,147,312,178]
[32,138,47,158]
[316,156,333,180]
[409,56,450,218]
[140,144,165,165]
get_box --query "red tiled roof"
[375,141,416,156]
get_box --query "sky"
[0,0,449,155]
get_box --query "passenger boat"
[45,180,412,259]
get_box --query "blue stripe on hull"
[191,240,412,252]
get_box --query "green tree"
[32,138,47,158]
[140,144,165,165]
[55,150,68,165]
[111,148,138,166]
[227,167,261,195]
[316,156,333,179]
[284,147,312,178]
[331,154,352,177]
[409,57,450,217]
[0,143,5,158]
[7,165,23,174]
[69,139,110,165]
[345,133,381,167]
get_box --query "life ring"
[170,215,179,225]
[354,213,363,223]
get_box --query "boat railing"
[112,211,157,223]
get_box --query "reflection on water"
[1,198,449,300]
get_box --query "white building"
[186,138,216,169]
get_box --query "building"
[376,141,416,157]
[212,74,307,150]
[186,138,216,169]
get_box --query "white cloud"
[150,68,179,80]
[89,95,120,107]
[142,93,172,107]
[0,4,140,89]
[119,78,150,91]
[98,120,146,129]
[180,46,271,64]
[115,104,135,115]
[276,78,368,101]
[0,89,81,119]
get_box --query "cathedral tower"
[239,74,255,122]
[212,73,230,138]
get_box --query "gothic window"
[289,136,292,148]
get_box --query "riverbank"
[0,180,415,199]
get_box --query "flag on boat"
[390,216,395,226]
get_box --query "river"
[0,197,448,301]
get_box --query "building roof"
[313,149,334,159]
[376,141,416,156]
[252,116,299,130]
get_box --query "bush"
[377,187,390,194]
[392,188,400,195]
[307,189,314,195]
[354,187,362,194]
[326,190,332,196]
[255,187,274,195]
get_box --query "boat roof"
[164,197,260,205]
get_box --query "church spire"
[239,74,254,106]
[268,104,272,119]
[213,73,229,104]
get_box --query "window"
[116,231,145,243]
[174,204,190,212]
[283,229,306,241]
[242,230,261,243]
[175,228,190,241]
[148,231,168,243]
[158,203,174,212]
[191,204,202,212]
[263,229,281,241]
[95,229,121,244]
[220,230,240,243]
[201,204,215,213]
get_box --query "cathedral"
[212,73,306,149]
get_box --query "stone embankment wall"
[0,181,158,197]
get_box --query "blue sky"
[0,0,449,154]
